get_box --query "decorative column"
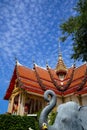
[41,100,44,109]
[35,99,38,112]
[19,93,25,115]
[33,99,36,113]
[42,100,45,108]
[29,98,33,114]
[62,96,65,103]
[17,94,21,115]
[78,94,82,106]
[39,101,42,110]
[38,100,40,110]
[8,96,14,114]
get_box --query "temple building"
[4,52,87,116]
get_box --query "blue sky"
[0,0,83,114]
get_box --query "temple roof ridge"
[33,62,47,70]
[75,62,86,69]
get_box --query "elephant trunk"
[39,90,57,130]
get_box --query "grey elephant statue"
[39,90,87,130]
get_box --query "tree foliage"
[60,0,87,61]
[0,114,39,130]
[48,111,57,125]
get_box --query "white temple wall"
[57,96,63,106]
[59,95,80,104]
[82,95,87,106]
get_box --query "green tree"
[60,0,87,61]
[0,114,39,130]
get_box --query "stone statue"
[39,90,87,130]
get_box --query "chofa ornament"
[39,90,87,130]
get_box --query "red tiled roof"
[4,63,87,100]
[73,64,86,80]
[35,66,52,81]
[18,66,37,82]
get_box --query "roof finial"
[58,39,62,60]
[46,61,49,68]
[58,39,62,56]
[32,59,35,65]
[55,39,67,75]
[15,57,22,66]
[15,57,18,65]
[32,56,35,65]
[32,56,36,69]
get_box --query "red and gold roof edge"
[4,66,17,99]
[4,62,87,100]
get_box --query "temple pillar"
[8,96,14,114]
[33,99,36,113]
[36,99,39,111]
[17,94,21,115]
[19,93,25,115]
[31,99,34,113]
[40,101,42,110]
[42,100,45,108]
[62,96,65,103]
[36,99,38,112]
[38,99,41,111]
[39,101,42,110]
[29,98,33,114]
[78,95,82,106]
[29,98,40,113]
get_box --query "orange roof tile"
[4,63,87,100]
[21,85,44,95]
[35,66,52,81]
[48,69,59,80]
[20,78,41,89]
[17,66,37,82]
[73,64,86,80]
[65,67,73,79]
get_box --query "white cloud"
[0,0,82,114]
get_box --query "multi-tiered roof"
[4,54,87,100]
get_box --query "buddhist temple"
[4,50,87,116]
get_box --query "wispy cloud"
[0,0,81,114]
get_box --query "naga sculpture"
[39,90,87,130]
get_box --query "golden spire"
[56,41,67,75]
